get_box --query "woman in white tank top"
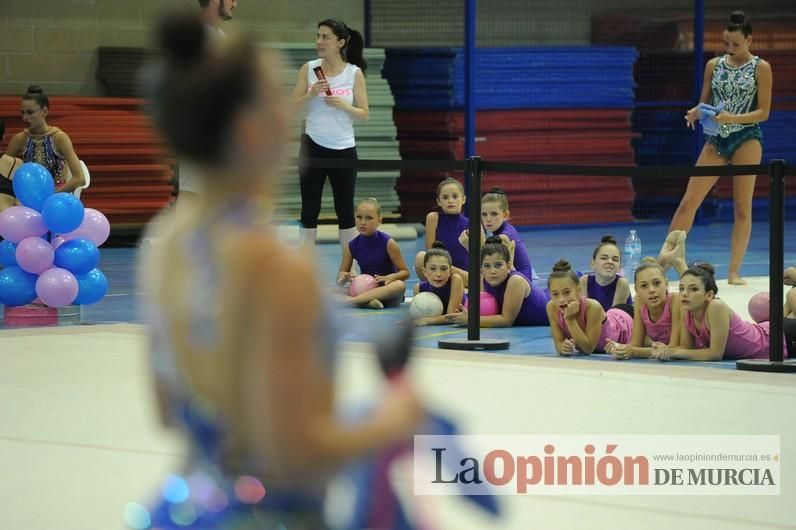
[292,19,370,254]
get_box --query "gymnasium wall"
[0,0,363,96]
[370,0,795,46]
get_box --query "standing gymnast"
[4,86,86,193]
[546,260,634,355]
[338,198,409,309]
[579,235,632,311]
[292,19,369,253]
[139,14,422,528]
[664,10,772,285]
[414,177,470,284]
[446,236,549,327]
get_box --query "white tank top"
[304,59,358,150]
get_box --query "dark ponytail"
[727,10,752,38]
[592,234,620,260]
[22,85,49,109]
[318,19,367,73]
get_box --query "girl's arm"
[578,274,589,295]
[565,299,605,354]
[479,274,528,327]
[546,300,576,355]
[686,58,718,129]
[654,301,729,361]
[667,293,683,349]
[326,70,369,122]
[717,60,772,125]
[607,302,652,359]
[292,63,326,108]
[377,239,410,284]
[5,132,26,158]
[424,211,439,250]
[53,131,85,193]
[337,244,355,285]
[612,277,632,307]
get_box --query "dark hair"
[682,262,718,295]
[592,235,620,260]
[633,256,665,284]
[482,186,509,211]
[424,241,452,267]
[197,0,210,7]
[727,10,752,38]
[548,259,580,288]
[318,19,367,73]
[481,235,510,264]
[22,85,49,109]
[437,177,465,198]
[146,11,260,167]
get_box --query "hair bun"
[26,85,44,95]
[552,259,572,273]
[640,256,659,265]
[729,10,745,24]
[159,12,207,65]
[431,240,448,250]
[600,235,617,245]
[691,261,716,276]
[487,186,506,195]
[484,235,503,246]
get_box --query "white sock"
[299,227,317,247]
[338,226,358,251]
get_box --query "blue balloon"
[0,266,38,307]
[54,238,99,275]
[0,240,18,267]
[73,268,108,305]
[42,192,85,234]
[12,162,55,212]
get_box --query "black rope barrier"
[294,155,793,366]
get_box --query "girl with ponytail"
[292,19,370,255]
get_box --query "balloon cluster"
[0,163,109,308]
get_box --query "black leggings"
[299,134,357,229]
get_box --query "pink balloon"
[0,206,48,243]
[35,267,79,308]
[51,236,66,251]
[61,208,110,246]
[16,237,55,274]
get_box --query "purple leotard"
[349,230,396,276]
[419,279,466,310]
[433,211,469,269]
[492,222,533,280]
[482,271,549,326]
[586,274,633,311]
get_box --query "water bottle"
[624,230,642,280]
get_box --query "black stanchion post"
[737,159,796,372]
[467,156,482,342]
[438,157,510,351]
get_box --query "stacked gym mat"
[383,47,639,225]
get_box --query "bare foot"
[727,274,747,286]
[367,299,384,309]
[657,230,685,270]
[669,231,688,275]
